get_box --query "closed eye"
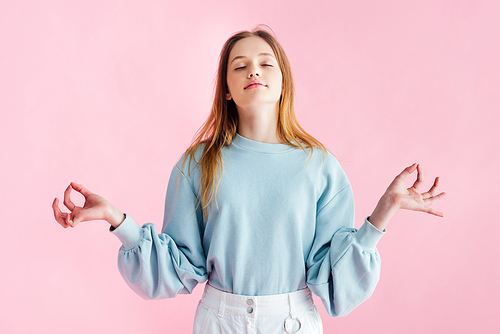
[235,64,273,70]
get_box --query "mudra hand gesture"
[53,163,445,232]
[369,163,446,231]
[52,182,124,229]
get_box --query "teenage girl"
[52,27,445,334]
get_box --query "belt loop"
[202,283,208,298]
[288,293,296,318]
[218,291,226,318]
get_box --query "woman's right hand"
[52,182,125,229]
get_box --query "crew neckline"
[231,133,295,154]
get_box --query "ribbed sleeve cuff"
[109,213,143,250]
[355,217,386,252]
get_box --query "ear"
[226,91,232,100]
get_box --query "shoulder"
[307,146,344,172]
[174,142,207,177]
[305,146,350,190]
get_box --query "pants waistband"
[201,283,315,317]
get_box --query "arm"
[111,165,207,299]
[52,164,208,299]
[306,184,385,317]
[306,163,445,317]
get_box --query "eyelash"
[235,64,273,70]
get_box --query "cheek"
[274,72,283,92]
[226,75,238,92]
[226,80,233,94]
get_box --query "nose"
[248,67,260,78]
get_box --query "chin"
[236,97,281,107]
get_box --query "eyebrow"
[230,53,276,64]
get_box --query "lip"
[245,81,266,89]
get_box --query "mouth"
[245,82,266,89]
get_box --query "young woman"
[53,27,445,333]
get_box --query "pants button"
[247,306,254,313]
[247,299,254,305]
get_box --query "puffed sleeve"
[110,164,208,299]
[306,182,385,317]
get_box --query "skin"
[226,36,283,144]
[53,36,446,232]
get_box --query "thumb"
[68,210,85,227]
[70,182,93,198]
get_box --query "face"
[226,36,283,110]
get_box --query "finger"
[66,212,74,228]
[423,191,446,206]
[71,214,84,227]
[70,182,93,198]
[422,177,440,199]
[63,185,76,211]
[52,198,69,228]
[66,210,80,228]
[411,164,423,191]
[396,163,418,182]
[421,206,444,218]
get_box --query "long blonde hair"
[180,26,327,220]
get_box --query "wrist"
[369,194,398,231]
[380,192,400,212]
[105,202,125,228]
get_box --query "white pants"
[192,283,323,334]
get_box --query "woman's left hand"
[388,163,446,216]
[368,163,446,231]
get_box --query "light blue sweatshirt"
[111,133,385,317]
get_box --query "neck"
[236,103,281,144]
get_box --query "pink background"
[1,0,498,333]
